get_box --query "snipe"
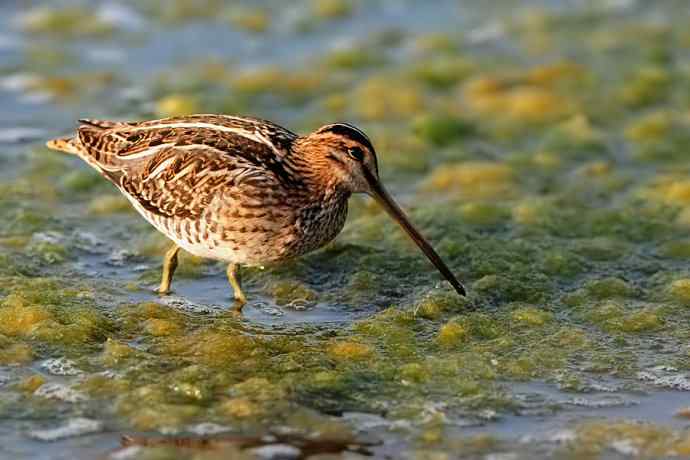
[47,115,465,311]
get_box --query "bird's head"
[299,122,467,298]
[301,122,379,195]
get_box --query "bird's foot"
[230,297,247,316]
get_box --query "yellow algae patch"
[462,76,573,122]
[353,76,425,120]
[643,175,690,207]
[232,67,321,99]
[0,343,33,365]
[220,397,261,418]
[155,95,200,117]
[511,306,552,327]
[79,374,130,397]
[414,292,466,319]
[619,67,671,107]
[328,341,373,361]
[31,306,109,345]
[588,303,663,333]
[0,236,30,250]
[412,56,475,89]
[459,202,508,225]
[400,363,428,383]
[129,404,200,431]
[675,207,690,227]
[525,61,586,86]
[556,114,601,143]
[669,279,690,305]
[436,321,468,349]
[573,421,690,458]
[506,86,570,120]
[228,7,270,33]
[659,181,690,205]
[231,377,286,402]
[512,198,550,226]
[625,111,673,142]
[120,302,186,331]
[414,33,457,54]
[102,338,136,366]
[425,161,515,200]
[462,76,506,114]
[17,375,46,393]
[168,330,255,367]
[21,7,116,38]
[0,296,53,337]
[145,318,181,336]
[311,0,353,20]
[120,302,186,336]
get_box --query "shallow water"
[2,1,690,459]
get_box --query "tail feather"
[78,118,126,129]
[46,136,82,155]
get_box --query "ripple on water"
[186,422,232,435]
[248,444,301,460]
[28,418,103,441]
[40,357,83,376]
[34,383,87,403]
[637,367,690,391]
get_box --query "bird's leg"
[227,263,247,313]
[158,244,180,294]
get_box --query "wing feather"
[71,115,299,221]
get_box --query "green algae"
[267,279,318,307]
[322,46,386,70]
[0,342,33,365]
[584,277,634,300]
[411,56,474,90]
[0,278,113,350]
[582,302,666,334]
[567,421,690,458]
[413,114,475,147]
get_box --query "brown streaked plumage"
[47,114,465,311]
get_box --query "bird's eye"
[347,147,364,161]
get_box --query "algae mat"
[1,1,690,459]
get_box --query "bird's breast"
[289,195,349,257]
[199,188,349,265]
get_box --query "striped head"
[300,122,467,298]
[301,122,379,195]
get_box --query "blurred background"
[2,1,690,459]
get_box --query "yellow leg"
[158,244,180,294]
[227,263,247,312]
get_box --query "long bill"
[367,177,466,297]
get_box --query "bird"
[46,114,466,312]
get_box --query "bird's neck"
[289,137,351,201]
